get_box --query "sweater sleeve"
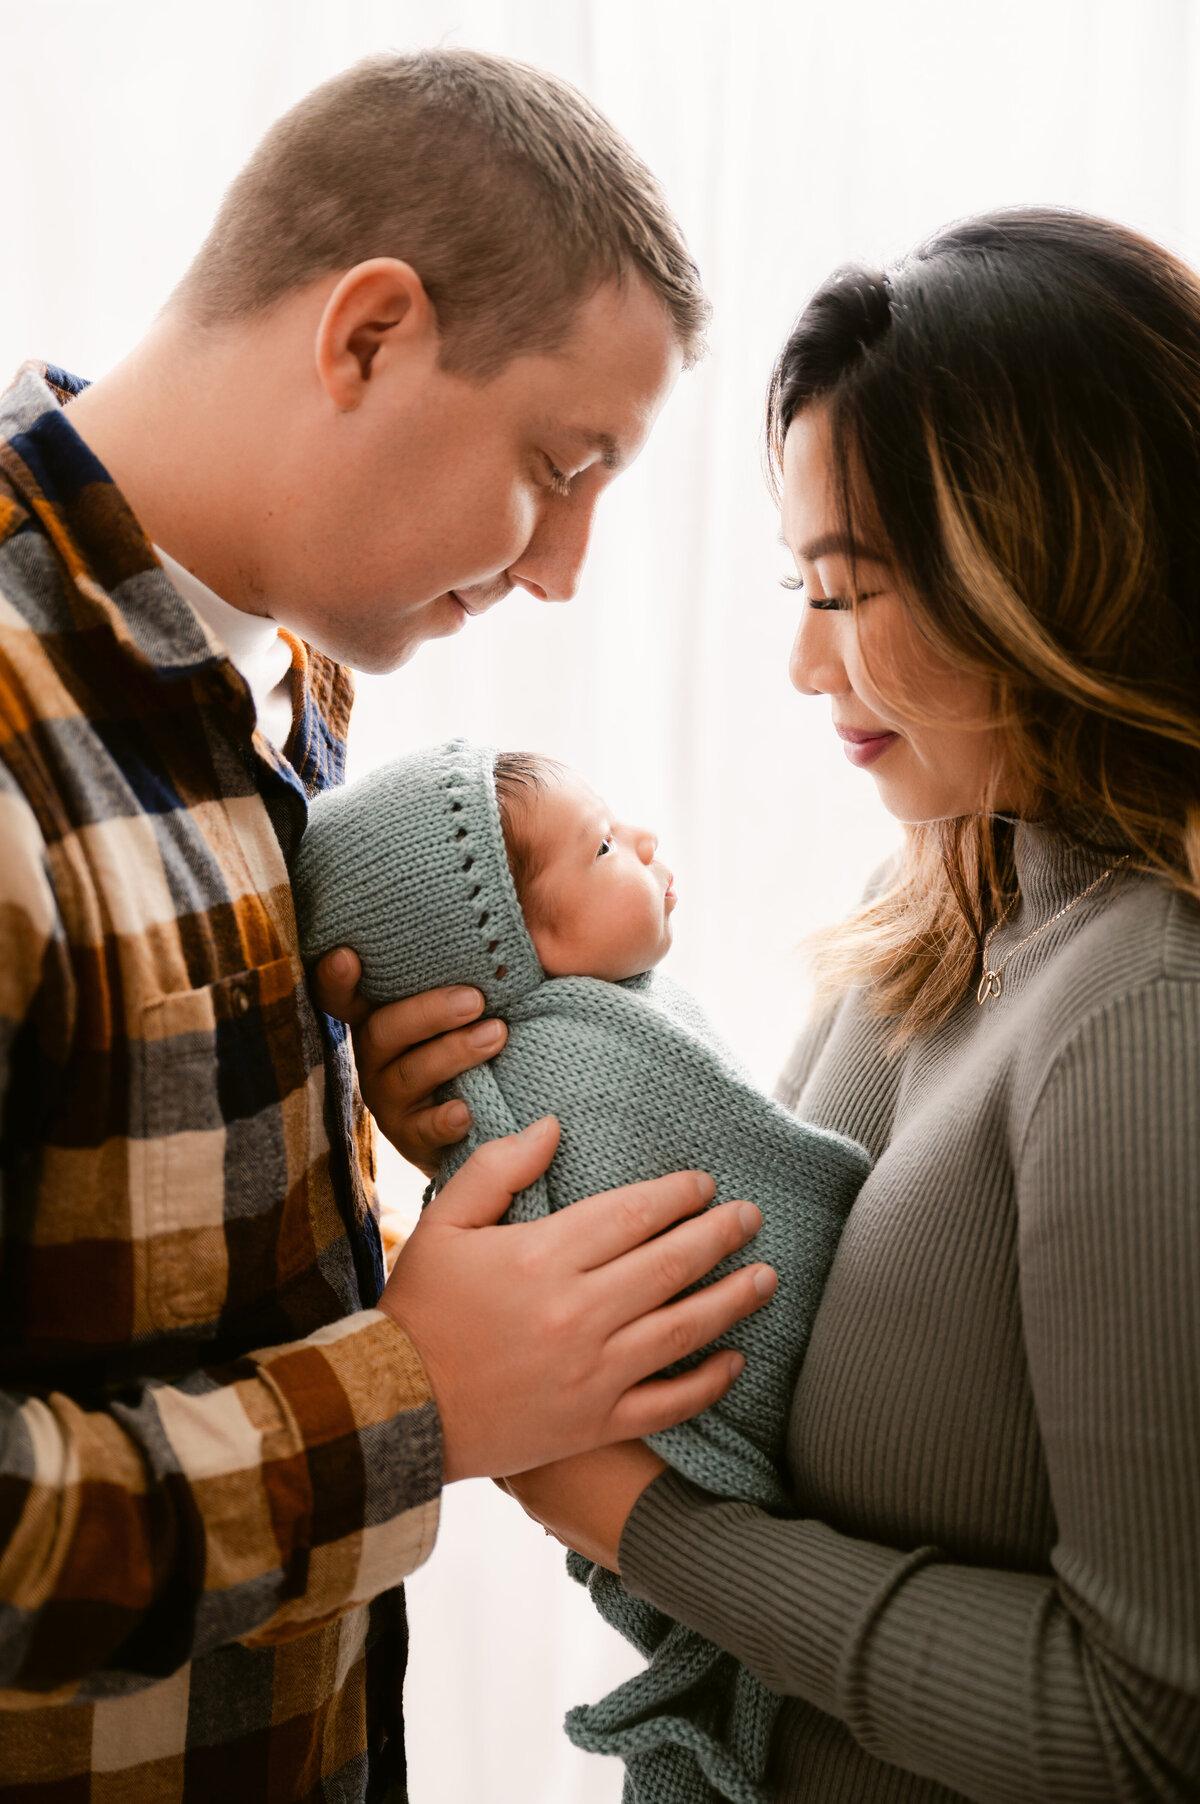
[0,780,442,1701]
[620,977,1200,1803]
[772,1006,839,1112]
[774,853,903,1114]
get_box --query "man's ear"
[314,257,439,411]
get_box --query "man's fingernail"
[468,1020,504,1049]
[753,1266,778,1299]
[728,1352,746,1379]
[738,1203,762,1236]
[449,987,483,1018]
[330,948,354,980]
[445,1103,470,1133]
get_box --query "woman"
[494,209,1200,1801]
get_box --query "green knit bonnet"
[290,738,544,1011]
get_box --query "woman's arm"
[612,979,1200,1803]
[498,1441,667,1570]
[772,1004,839,1112]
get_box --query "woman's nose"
[789,609,847,697]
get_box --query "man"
[0,48,772,1802]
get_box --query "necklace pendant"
[977,969,1003,1006]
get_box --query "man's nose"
[508,495,596,603]
[789,609,847,697]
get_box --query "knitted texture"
[290,740,871,1804]
[291,737,543,1011]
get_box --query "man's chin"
[297,601,464,676]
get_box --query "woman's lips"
[835,724,901,768]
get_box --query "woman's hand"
[310,947,507,1175]
[498,1442,672,1572]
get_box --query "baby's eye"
[596,836,614,858]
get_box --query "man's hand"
[497,1442,669,1572]
[310,947,505,1176]
[379,1115,776,1482]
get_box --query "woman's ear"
[314,257,439,411]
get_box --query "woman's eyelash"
[779,575,878,612]
[780,575,845,611]
[545,462,573,499]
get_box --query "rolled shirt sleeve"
[0,1311,440,1699]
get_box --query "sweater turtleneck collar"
[1009,815,1135,924]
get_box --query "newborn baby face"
[523,768,677,981]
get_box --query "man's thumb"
[309,945,371,1029]
[428,1117,561,1228]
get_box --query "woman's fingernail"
[449,986,483,1018]
[518,1115,554,1141]
[738,1202,762,1236]
[445,1103,470,1133]
[468,1019,504,1049]
[728,1352,746,1379]
[694,1172,716,1201]
[753,1266,778,1299]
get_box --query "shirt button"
[232,984,252,1017]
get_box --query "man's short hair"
[172,49,709,377]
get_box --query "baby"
[291,738,869,1804]
[490,749,679,977]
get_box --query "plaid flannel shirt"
[0,365,442,1802]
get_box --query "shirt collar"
[0,362,225,682]
[0,362,352,799]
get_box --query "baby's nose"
[635,828,658,863]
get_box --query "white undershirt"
[156,547,295,751]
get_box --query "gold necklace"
[976,854,1131,1006]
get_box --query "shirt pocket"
[135,956,302,1333]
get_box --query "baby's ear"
[526,912,574,979]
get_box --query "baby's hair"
[493,752,565,925]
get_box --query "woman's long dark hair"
[769,208,1200,1038]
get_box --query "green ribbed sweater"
[618,822,1200,1803]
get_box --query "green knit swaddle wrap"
[291,740,870,1804]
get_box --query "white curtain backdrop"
[5,2,1200,1797]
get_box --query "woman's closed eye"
[780,573,844,609]
[779,575,882,610]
